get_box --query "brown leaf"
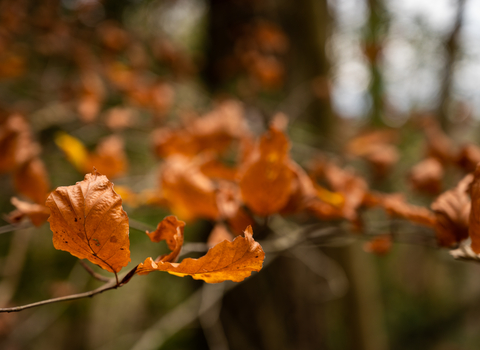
[85,135,128,179]
[160,156,219,221]
[8,197,50,227]
[147,216,185,263]
[136,226,264,283]
[456,143,480,173]
[409,157,443,195]
[0,114,39,173]
[421,116,455,163]
[377,193,436,227]
[323,162,368,223]
[45,170,130,273]
[431,174,472,247]
[239,127,293,216]
[469,165,480,253]
[13,157,50,204]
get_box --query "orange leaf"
[160,156,219,221]
[431,174,472,247]
[8,197,50,227]
[45,170,130,273]
[13,157,50,204]
[239,127,293,216]
[147,216,185,263]
[136,226,264,283]
[85,135,128,179]
[409,157,443,195]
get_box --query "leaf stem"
[79,260,111,283]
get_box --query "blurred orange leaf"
[45,170,130,273]
[8,197,50,227]
[13,157,50,204]
[136,226,264,283]
[431,174,472,247]
[239,127,293,216]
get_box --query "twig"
[0,266,137,313]
[79,260,111,283]
[0,221,33,235]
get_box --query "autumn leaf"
[13,157,50,204]
[8,197,50,227]
[456,143,480,173]
[136,226,264,283]
[160,155,219,221]
[0,114,39,173]
[376,193,436,227]
[239,127,293,216]
[146,215,185,263]
[409,157,443,195]
[45,170,130,273]
[431,174,472,247]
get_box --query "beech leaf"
[136,226,264,283]
[147,215,185,263]
[45,170,130,273]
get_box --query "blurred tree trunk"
[437,0,466,130]
[364,0,389,127]
[278,0,334,139]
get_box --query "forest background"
[1,0,480,349]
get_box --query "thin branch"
[78,260,111,283]
[0,280,118,313]
[0,221,33,235]
[0,265,137,313]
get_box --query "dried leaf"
[323,162,368,223]
[13,157,50,204]
[147,216,185,263]
[409,157,443,195]
[378,193,436,227]
[469,165,480,254]
[86,135,128,179]
[136,226,264,283]
[45,170,130,273]
[0,114,39,173]
[422,116,455,163]
[8,197,50,227]
[160,156,219,221]
[239,127,293,216]
[456,143,480,173]
[431,174,472,247]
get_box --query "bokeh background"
[1,0,480,349]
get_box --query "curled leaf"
[147,216,185,263]
[45,170,130,273]
[137,226,264,283]
[431,174,472,247]
[8,197,50,227]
